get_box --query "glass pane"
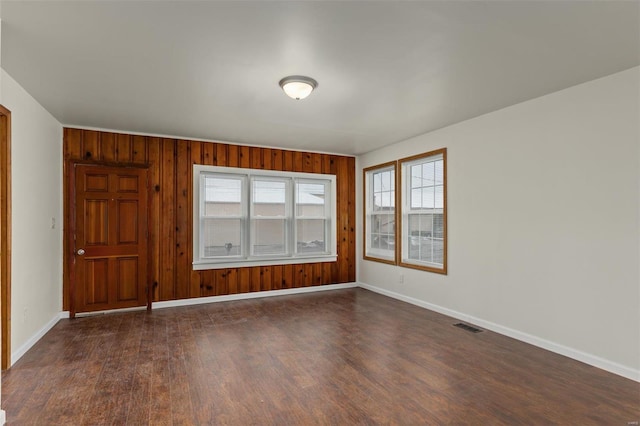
[252,219,286,255]
[203,176,242,216]
[371,213,395,252]
[370,232,380,250]
[379,191,392,209]
[373,172,381,192]
[421,186,435,209]
[411,188,421,208]
[433,214,445,239]
[373,192,382,211]
[382,171,391,191]
[202,218,241,257]
[411,165,422,189]
[297,219,326,253]
[435,185,444,209]
[297,182,325,216]
[434,160,444,184]
[407,214,443,266]
[253,180,286,216]
[422,161,435,186]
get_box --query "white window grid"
[193,165,337,270]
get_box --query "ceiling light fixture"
[279,75,318,100]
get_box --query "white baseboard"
[30,281,639,383]
[358,281,640,383]
[61,306,148,318]
[11,313,62,367]
[153,282,358,310]
[0,409,5,425]
[60,283,359,316]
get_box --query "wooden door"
[72,165,148,314]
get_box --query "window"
[364,162,397,264]
[193,165,337,269]
[399,148,447,274]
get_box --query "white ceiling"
[1,1,639,156]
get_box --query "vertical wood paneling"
[282,265,293,289]
[239,146,250,168]
[65,128,83,160]
[312,154,322,174]
[216,144,228,167]
[148,138,161,301]
[227,145,239,167]
[323,262,333,286]
[330,156,340,283]
[336,156,350,283]
[303,264,314,287]
[295,264,304,288]
[271,265,283,290]
[175,141,190,299]
[272,149,283,171]
[250,147,262,169]
[322,155,331,175]
[132,135,147,164]
[238,268,250,294]
[116,134,132,163]
[100,132,116,162]
[347,156,357,282]
[215,270,228,295]
[203,142,215,166]
[62,129,78,310]
[261,267,271,291]
[250,268,261,293]
[211,143,219,165]
[63,128,356,310]
[303,152,313,173]
[160,139,176,300]
[313,263,323,286]
[189,142,202,298]
[84,130,100,161]
[227,268,238,294]
[201,270,215,296]
[293,151,303,172]
[262,148,272,170]
[283,150,294,171]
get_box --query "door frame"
[67,161,152,318]
[0,106,11,370]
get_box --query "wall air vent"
[453,323,483,333]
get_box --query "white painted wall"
[1,69,63,364]
[357,67,640,380]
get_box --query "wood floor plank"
[2,288,638,425]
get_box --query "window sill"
[193,255,338,270]
[399,260,447,275]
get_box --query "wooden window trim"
[363,160,398,265]
[398,148,447,275]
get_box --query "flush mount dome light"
[279,75,318,100]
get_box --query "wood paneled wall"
[63,128,356,309]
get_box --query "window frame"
[363,161,398,265]
[398,148,447,274]
[193,165,337,270]
[249,176,290,258]
[294,178,333,258]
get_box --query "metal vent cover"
[453,323,483,333]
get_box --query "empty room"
[0,1,638,424]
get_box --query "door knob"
[76,248,85,255]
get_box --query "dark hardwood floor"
[2,288,639,425]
